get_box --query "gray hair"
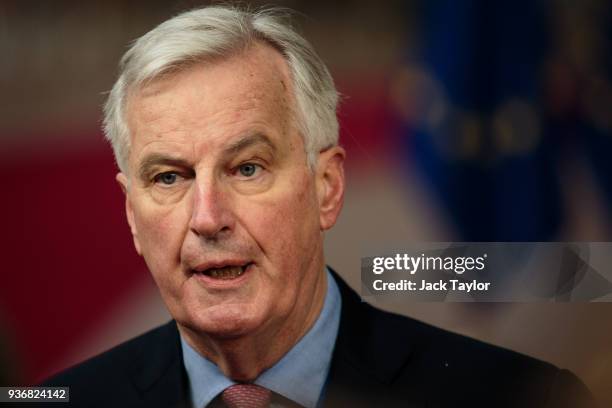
[103,5,339,174]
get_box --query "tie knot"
[221,384,271,408]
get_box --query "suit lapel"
[128,321,190,408]
[324,269,426,407]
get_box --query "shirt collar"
[181,268,342,408]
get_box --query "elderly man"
[46,5,594,408]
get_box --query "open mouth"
[193,263,252,280]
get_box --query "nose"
[189,176,235,239]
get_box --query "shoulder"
[334,272,546,375]
[345,297,554,374]
[44,322,175,385]
[42,321,186,407]
[331,271,594,407]
[373,306,593,407]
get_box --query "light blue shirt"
[181,269,342,408]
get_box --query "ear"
[116,172,142,256]
[315,146,346,231]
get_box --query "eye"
[154,172,179,185]
[237,163,261,178]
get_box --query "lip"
[190,261,254,289]
[191,259,251,273]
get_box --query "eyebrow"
[136,133,276,180]
[138,154,191,180]
[223,133,277,156]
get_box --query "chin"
[186,302,266,339]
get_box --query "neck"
[178,267,328,382]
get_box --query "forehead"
[125,42,297,161]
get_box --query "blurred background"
[1,0,611,405]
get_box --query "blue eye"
[155,172,178,185]
[238,163,259,177]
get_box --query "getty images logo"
[372,253,488,275]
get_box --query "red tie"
[221,384,272,408]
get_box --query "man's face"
[118,43,344,343]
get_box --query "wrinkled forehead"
[122,42,304,172]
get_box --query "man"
[46,5,595,408]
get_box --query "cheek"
[247,173,320,264]
[133,200,188,271]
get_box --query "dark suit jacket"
[44,271,595,407]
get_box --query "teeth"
[206,265,245,280]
